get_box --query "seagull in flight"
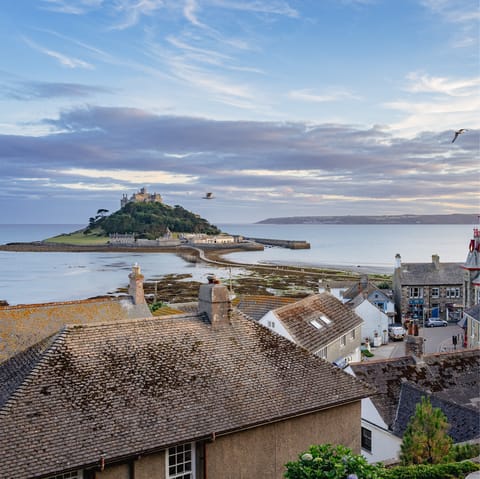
[451,129,467,143]
[203,192,214,199]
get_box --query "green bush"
[284,444,385,479]
[447,443,480,462]
[381,461,479,479]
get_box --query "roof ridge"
[61,312,201,330]
[0,296,125,311]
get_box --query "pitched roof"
[0,296,151,362]
[0,312,374,479]
[393,382,479,442]
[273,293,363,352]
[233,294,297,321]
[395,262,463,286]
[350,349,480,431]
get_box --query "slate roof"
[233,294,297,321]
[395,262,463,286]
[0,296,151,363]
[350,349,480,434]
[393,382,479,442]
[0,312,374,479]
[465,304,480,321]
[342,282,391,303]
[273,293,363,352]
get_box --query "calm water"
[0,223,475,306]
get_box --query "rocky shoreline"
[1,241,392,305]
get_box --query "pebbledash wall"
[93,402,361,479]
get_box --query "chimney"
[128,263,146,305]
[394,254,401,269]
[432,254,440,268]
[198,275,231,327]
[405,334,425,361]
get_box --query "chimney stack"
[432,254,440,268]
[395,254,401,269]
[128,263,146,305]
[198,275,231,327]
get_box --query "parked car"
[425,318,448,327]
[388,324,406,341]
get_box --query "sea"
[0,223,475,306]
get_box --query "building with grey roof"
[462,226,480,308]
[393,254,464,323]
[0,277,374,479]
[349,349,480,464]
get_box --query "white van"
[388,325,405,341]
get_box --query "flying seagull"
[452,129,467,143]
[203,192,214,199]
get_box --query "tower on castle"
[121,187,163,208]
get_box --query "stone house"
[348,348,480,464]
[0,278,374,479]
[249,293,364,367]
[0,264,150,363]
[393,254,464,323]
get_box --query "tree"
[96,208,109,219]
[284,444,384,479]
[400,396,452,465]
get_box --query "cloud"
[40,0,104,14]
[23,37,94,69]
[288,88,362,103]
[384,72,480,136]
[2,81,114,100]
[111,0,165,30]
[208,0,299,18]
[0,106,477,222]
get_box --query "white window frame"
[431,287,439,298]
[409,287,423,298]
[340,335,347,347]
[350,329,356,340]
[167,443,196,479]
[317,346,327,359]
[46,472,83,479]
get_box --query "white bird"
[452,129,467,143]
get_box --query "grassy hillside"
[97,202,221,239]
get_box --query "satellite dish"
[203,192,214,199]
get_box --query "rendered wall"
[205,401,361,479]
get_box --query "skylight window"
[320,314,331,325]
[310,319,323,329]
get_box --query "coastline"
[0,241,391,278]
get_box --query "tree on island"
[400,396,452,465]
[89,202,220,239]
[96,208,109,219]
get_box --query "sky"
[0,0,479,225]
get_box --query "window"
[431,288,439,298]
[446,288,461,299]
[46,472,83,479]
[340,335,347,347]
[350,329,356,340]
[267,320,275,329]
[361,427,372,453]
[167,443,195,479]
[409,287,423,298]
[310,319,323,329]
[317,347,327,359]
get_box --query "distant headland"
[257,214,477,225]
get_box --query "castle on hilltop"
[121,187,163,208]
